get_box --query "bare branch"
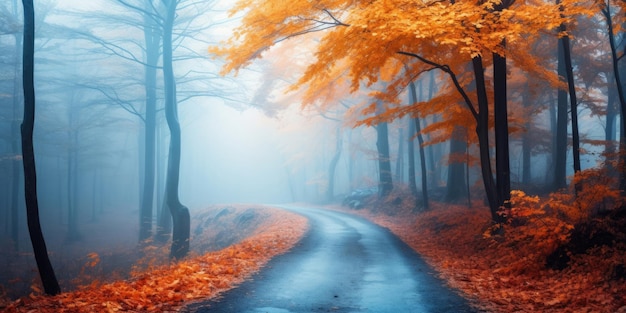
[398,51,478,120]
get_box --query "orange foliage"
[2,208,307,313]
[212,0,598,129]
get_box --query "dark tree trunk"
[426,71,439,187]
[445,127,468,203]
[603,1,626,193]
[395,126,404,182]
[560,33,581,180]
[408,80,429,210]
[472,56,502,223]
[162,0,190,259]
[397,52,499,222]
[414,116,429,210]
[493,46,511,210]
[522,84,532,185]
[326,126,343,202]
[139,7,161,242]
[605,79,617,157]
[554,38,568,190]
[375,102,393,198]
[21,0,61,295]
[407,118,417,196]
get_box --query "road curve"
[182,205,476,313]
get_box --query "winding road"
[182,205,476,313]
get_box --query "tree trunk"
[493,46,511,210]
[522,120,532,185]
[155,122,171,242]
[375,103,393,198]
[554,37,568,190]
[445,127,468,203]
[472,56,502,223]
[407,118,417,196]
[326,126,343,202]
[426,71,439,187]
[603,1,626,193]
[139,6,161,242]
[560,33,581,180]
[21,0,61,295]
[408,80,429,210]
[522,84,532,185]
[605,78,617,162]
[162,0,189,259]
[395,126,404,182]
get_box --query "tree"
[137,0,161,242]
[554,35,569,190]
[601,0,626,193]
[493,0,514,217]
[213,0,578,222]
[408,79,429,210]
[162,0,190,259]
[375,100,394,197]
[20,0,60,295]
[558,2,582,188]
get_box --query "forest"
[1,0,626,312]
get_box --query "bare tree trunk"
[395,126,404,182]
[139,5,161,242]
[326,126,342,202]
[21,0,61,295]
[554,37,569,190]
[561,36,581,176]
[493,43,511,210]
[375,102,393,198]
[162,0,189,259]
[407,118,417,196]
[155,121,171,242]
[445,127,468,203]
[472,56,501,223]
[603,0,626,193]
[408,80,429,210]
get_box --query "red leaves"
[4,207,307,313]
[342,198,626,313]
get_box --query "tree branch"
[398,51,479,120]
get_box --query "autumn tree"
[212,0,582,223]
[20,0,60,295]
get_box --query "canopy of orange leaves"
[2,207,307,313]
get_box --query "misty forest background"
[1,0,626,304]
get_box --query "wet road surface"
[182,205,476,313]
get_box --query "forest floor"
[3,192,625,312]
[332,188,626,313]
[0,205,307,312]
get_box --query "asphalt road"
[182,205,476,313]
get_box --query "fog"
[0,0,619,301]
[179,104,292,207]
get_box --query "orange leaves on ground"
[3,207,307,313]
[337,191,626,313]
